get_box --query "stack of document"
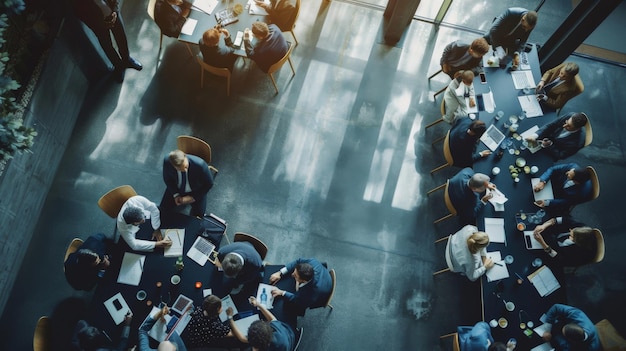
[518,95,543,117]
[117,252,145,286]
[487,188,508,212]
[193,0,218,14]
[528,265,560,297]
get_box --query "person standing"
[72,0,142,82]
[484,7,537,54]
[161,150,214,217]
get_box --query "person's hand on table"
[486,182,497,190]
[534,200,546,208]
[479,150,491,157]
[469,97,476,108]
[152,229,163,241]
[481,193,493,203]
[269,271,282,284]
[220,28,230,38]
[533,231,547,246]
[535,80,545,93]
[533,223,547,235]
[155,306,170,321]
[542,331,552,342]
[270,289,284,298]
[156,238,172,248]
[483,258,494,269]
[124,312,133,326]
[533,180,545,192]
[540,138,553,148]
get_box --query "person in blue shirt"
[542,304,600,351]
[138,305,188,351]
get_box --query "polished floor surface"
[2,0,626,350]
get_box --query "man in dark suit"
[161,150,214,217]
[439,38,490,79]
[154,0,192,38]
[217,242,263,294]
[534,163,593,214]
[449,118,491,168]
[72,0,142,82]
[533,216,598,267]
[254,0,297,33]
[448,168,496,225]
[484,7,538,54]
[64,234,112,291]
[525,112,587,160]
[199,27,238,71]
[269,258,332,316]
[244,22,288,73]
[536,62,585,110]
[542,304,601,351]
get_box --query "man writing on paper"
[117,196,172,252]
[443,70,476,124]
[525,112,588,160]
[542,304,600,351]
[533,163,593,214]
[448,168,496,225]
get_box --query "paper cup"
[171,275,181,285]
[136,290,147,301]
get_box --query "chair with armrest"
[98,185,137,218]
[433,234,453,276]
[63,238,84,272]
[234,232,268,260]
[33,316,51,351]
[177,135,219,176]
[427,180,457,224]
[438,332,460,351]
[196,55,232,96]
[428,68,448,100]
[430,131,453,174]
[595,319,626,351]
[267,42,295,94]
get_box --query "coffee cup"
[531,166,539,174]
[498,317,508,328]
[136,290,147,301]
[505,301,515,312]
[171,274,181,285]
[489,319,498,328]
[492,167,500,175]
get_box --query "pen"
[176,231,181,245]
[139,258,144,271]
[493,261,503,267]
[515,272,524,280]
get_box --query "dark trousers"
[81,12,130,68]
[160,190,207,217]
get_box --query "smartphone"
[113,299,123,310]
[479,72,487,84]
[234,31,243,47]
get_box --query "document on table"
[486,188,508,212]
[518,95,544,117]
[485,251,509,282]
[143,306,173,342]
[482,91,495,113]
[528,265,560,297]
[234,314,260,336]
[531,178,554,202]
[104,293,131,325]
[248,0,269,15]
[162,228,185,257]
[193,0,218,14]
[465,97,478,113]
[530,342,555,351]
[117,252,145,286]
[511,70,536,89]
[219,295,239,322]
[484,217,506,244]
[533,322,553,337]
[181,18,197,36]
[256,283,279,309]
[520,125,542,153]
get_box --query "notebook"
[524,231,543,249]
[187,236,216,266]
[480,124,506,151]
[527,265,560,297]
[162,229,184,257]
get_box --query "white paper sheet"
[531,178,554,202]
[528,266,560,297]
[143,306,172,342]
[117,252,145,286]
[193,0,218,14]
[181,18,197,36]
[219,295,239,322]
[518,95,544,117]
[203,288,213,297]
[521,125,542,153]
[524,231,544,249]
[485,251,509,282]
[162,228,184,257]
[248,0,269,15]
[482,91,495,113]
[533,322,553,337]
[530,342,555,351]
[256,283,278,309]
[234,314,260,336]
[104,293,131,325]
[484,217,506,244]
[511,70,537,90]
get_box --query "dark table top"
[472,45,567,349]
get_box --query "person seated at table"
[448,168,496,225]
[139,305,187,351]
[161,149,214,218]
[117,195,172,252]
[269,257,332,316]
[535,62,584,110]
[254,0,297,33]
[70,313,132,351]
[439,38,490,79]
[154,0,192,38]
[542,304,600,351]
[449,118,491,168]
[448,225,494,282]
[524,112,587,160]
[182,295,246,347]
[217,242,263,294]
[244,22,289,73]
[457,321,517,351]
[533,216,598,267]
[227,296,296,351]
[443,70,476,124]
[484,7,537,55]
[199,27,238,71]
[534,163,593,214]
[64,233,113,291]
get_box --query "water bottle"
[260,288,267,306]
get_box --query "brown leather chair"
[98,185,137,218]
[234,232,268,260]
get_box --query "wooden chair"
[439,332,460,351]
[267,42,295,94]
[595,319,626,351]
[433,235,452,276]
[591,229,605,263]
[584,115,593,146]
[147,0,163,50]
[177,135,219,175]
[33,316,51,351]
[323,269,336,309]
[587,166,600,201]
[293,327,304,350]
[98,185,137,218]
[428,68,448,100]
[426,99,446,130]
[282,0,301,45]
[430,131,453,174]
[63,238,84,272]
[196,55,231,96]
[427,180,457,224]
[234,232,268,260]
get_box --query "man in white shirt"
[116,195,172,251]
[443,70,476,124]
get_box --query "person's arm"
[189,157,214,198]
[249,296,277,321]
[439,41,458,74]
[140,197,161,230]
[138,315,159,350]
[114,313,133,351]
[488,9,512,48]
[225,307,249,343]
[163,159,181,199]
[243,28,255,58]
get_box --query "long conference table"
[470,45,567,350]
[88,210,296,347]
[178,0,269,57]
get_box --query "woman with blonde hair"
[447,225,495,281]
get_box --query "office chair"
[439,331,460,351]
[266,42,295,94]
[177,135,219,176]
[282,0,301,45]
[428,68,448,100]
[323,269,336,310]
[63,238,84,272]
[33,316,51,351]
[196,54,232,96]
[583,115,593,147]
[426,99,446,131]
[98,185,137,218]
[427,180,457,224]
[587,166,600,201]
[595,319,626,351]
[430,131,453,174]
[234,232,268,260]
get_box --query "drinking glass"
[509,115,519,125]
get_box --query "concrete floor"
[2,0,626,350]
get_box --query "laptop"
[186,236,217,266]
[524,231,543,250]
[480,124,506,151]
